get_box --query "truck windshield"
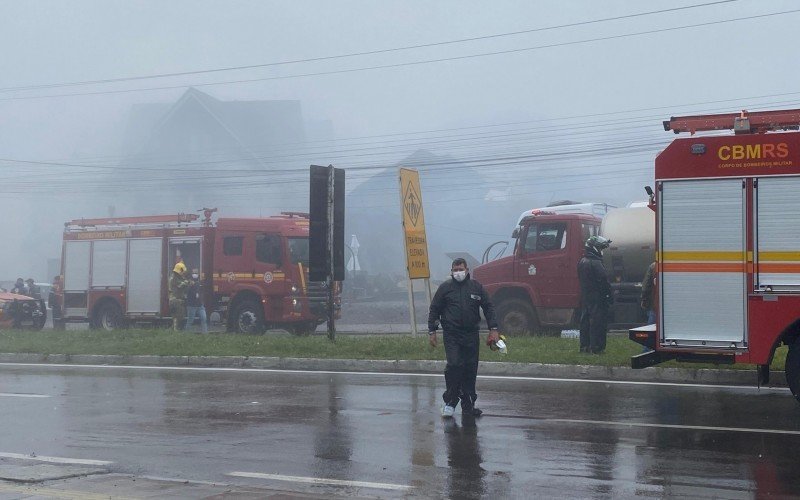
[288,237,309,265]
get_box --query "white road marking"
[0,451,112,466]
[544,418,800,436]
[0,361,788,391]
[0,392,49,398]
[228,471,411,491]
[139,475,223,486]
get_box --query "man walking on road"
[578,235,613,354]
[428,258,501,418]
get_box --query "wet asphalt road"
[1,364,799,499]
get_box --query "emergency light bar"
[664,109,800,135]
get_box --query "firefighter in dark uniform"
[578,235,613,354]
[428,258,501,418]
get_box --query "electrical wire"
[3,7,795,102]
[0,0,739,93]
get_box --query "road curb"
[0,352,786,387]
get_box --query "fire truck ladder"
[664,109,800,135]
[65,213,203,233]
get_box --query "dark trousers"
[579,302,608,353]
[443,332,479,408]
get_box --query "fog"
[1,0,798,282]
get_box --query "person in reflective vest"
[168,262,189,331]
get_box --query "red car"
[0,292,46,330]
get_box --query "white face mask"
[191,274,199,280]
[452,270,467,282]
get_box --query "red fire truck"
[629,109,800,402]
[58,209,336,334]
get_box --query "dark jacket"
[11,281,27,296]
[577,249,612,307]
[427,274,498,335]
[186,281,203,307]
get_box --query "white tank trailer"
[600,205,656,328]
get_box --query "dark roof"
[122,88,305,158]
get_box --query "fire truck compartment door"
[755,176,800,291]
[91,240,126,287]
[127,238,163,314]
[660,179,746,345]
[64,240,91,291]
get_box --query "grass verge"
[0,329,786,371]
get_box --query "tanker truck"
[601,204,656,328]
[472,203,654,335]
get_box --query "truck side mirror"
[511,228,520,239]
[645,185,656,211]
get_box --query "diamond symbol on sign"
[404,181,422,227]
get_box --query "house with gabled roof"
[114,88,327,214]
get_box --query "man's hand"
[487,330,500,346]
[428,332,437,347]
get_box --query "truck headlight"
[290,284,299,294]
[292,298,302,311]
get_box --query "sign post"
[399,168,431,336]
[309,164,345,342]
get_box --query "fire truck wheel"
[496,298,538,336]
[91,301,124,331]
[233,300,266,334]
[785,339,800,402]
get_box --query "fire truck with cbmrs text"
[58,209,338,334]
[628,109,800,404]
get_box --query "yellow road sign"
[399,168,430,279]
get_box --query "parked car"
[0,292,46,330]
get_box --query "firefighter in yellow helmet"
[168,261,190,331]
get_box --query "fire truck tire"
[785,340,800,403]
[233,300,266,334]
[496,298,538,336]
[90,301,124,331]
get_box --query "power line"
[7,87,799,171]
[4,7,795,102]
[0,0,739,94]
[0,97,766,175]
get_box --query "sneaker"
[441,404,456,418]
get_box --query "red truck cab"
[212,215,331,335]
[473,209,602,334]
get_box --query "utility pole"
[326,165,336,342]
